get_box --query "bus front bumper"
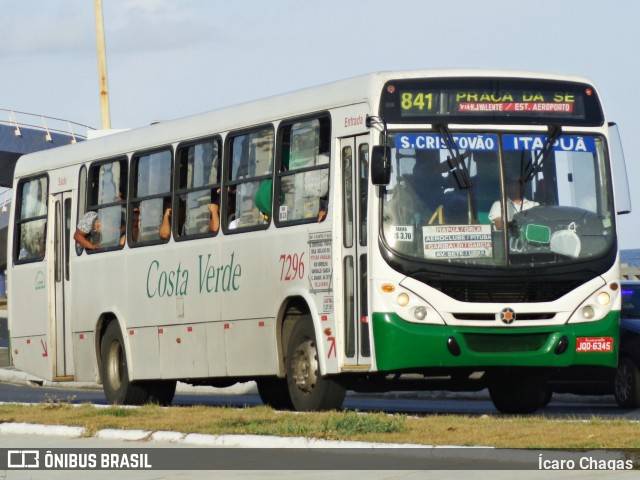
[372,311,619,371]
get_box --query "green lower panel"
[372,311,619,371]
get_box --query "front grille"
[452,312,556,321]
[432,279,583,303]
[463,333,549,353]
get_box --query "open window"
[224,126,274,232]
[275,115,330,226]
[85,157,128,252]
[130,148,173,246]
[174,137,221,240]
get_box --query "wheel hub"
[291,339,318,393]
[106,340,124,392]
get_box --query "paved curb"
[96,429,152,441]
[0,422,85,437]
[0,420,470,449]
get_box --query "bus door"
[340,136,371,367]
[52,191,74,379]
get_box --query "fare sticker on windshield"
[392,225,414,242]
[423,225,492,259]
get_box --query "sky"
[1,0,638,247]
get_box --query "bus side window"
[225,127,274,232]
[130,149,172,245]
[84,158,128,252]
[276,116,330,226]
[174,137,221,239]
[14,175,48,263]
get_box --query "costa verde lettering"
[145,252,242,298]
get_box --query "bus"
[7,70,631,413]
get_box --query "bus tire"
[286,319,345,411]
[100,322,149,405]
[488,371,547,414]
[257,377,294,410]
[614,356,640,408]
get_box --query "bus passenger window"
[130,149,172,245]
[174,137,221,239]
[15,176,48,262]
[276,116,330,225]
[225,127,274,231]
[81,158,128,252]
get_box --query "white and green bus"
[7,70,631,413]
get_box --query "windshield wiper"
[435,124,477,223]
[436,124,473,190]
[522,125,562,184]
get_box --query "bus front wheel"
[488,370,547,414]
[285,319,345,411]
[614,356,640,408]
[100,322,175,405]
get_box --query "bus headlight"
[396,293,410,307]
[413,306,428,321]
[597,291,611,306]
[581,305,595,320]
[569,285,618,324]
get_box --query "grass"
[0,403,638,448]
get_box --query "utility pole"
[94,0,111,129]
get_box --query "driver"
[396,150,447,225]
[488,177,539,230]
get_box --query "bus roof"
[13,69,598,179]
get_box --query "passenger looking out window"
[74,210,126,250]
[80,159,128,252]
[175,138,222,238]
[130,149,172,244]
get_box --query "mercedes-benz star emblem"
[500,308,516,324]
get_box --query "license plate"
[575,336,614,353]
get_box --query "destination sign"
[395,133,498,151]
[502,134,596,153]
[381,78,604,126]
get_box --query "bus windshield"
[381,132,614,267]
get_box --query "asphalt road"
[1,381,639,419]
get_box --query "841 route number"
[279,253,305,281]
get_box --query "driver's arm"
[488,200,503,230]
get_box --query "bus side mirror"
[608,122,632,215]
[371,146,391,185]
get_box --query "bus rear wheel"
[257,377,293,410]
[286,320,345,411]
[100,322,175,405]
[488,370,547,414]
